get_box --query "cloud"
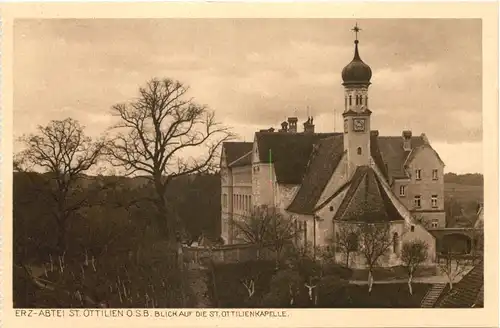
[13,18,482,173]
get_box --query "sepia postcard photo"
[1,2,498,328]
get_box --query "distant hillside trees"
[444,173,483,186]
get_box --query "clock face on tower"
[353,118,366,132]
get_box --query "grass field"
[317,283,432,308]
[445,183,483,203]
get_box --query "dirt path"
[349,267,473,285]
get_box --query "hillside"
[443,173,484,227]
[445,182,483,203]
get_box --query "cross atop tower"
[351,22,362,41]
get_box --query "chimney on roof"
[279,121,288,133]
[288,117,298,133]
[421,133,429,145]
[303,116,315,133]
[402,130,412,151]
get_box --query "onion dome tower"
[341,23,373,177]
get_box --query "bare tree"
[437,250,471,290]
[15,118,104,254]
[333,224,360,268]
[413,214,432,229]
[233,206,273,259]
[266,208,302,268]
[358,223,393,293]
[234,206,301,264]
[106,78,233,247]
[400,240,429,295]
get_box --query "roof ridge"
[228,150,253,167]
[333,166,370,221]
[313,179,351,213]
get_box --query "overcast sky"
[14,19,482,174]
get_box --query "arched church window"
[366,96,368,107]
[349,95,352,106]
[345,97,347,108]
[393,232,399,253]
[357,147,362,155]
[348,232,359,251]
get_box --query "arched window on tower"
[345,97,347,108]
[349,95,352,106]
[366,96,369,107]
[355,95,359,105]
[357,147,362,155]
[393,232,399,253]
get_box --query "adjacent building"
[220,28,444,268]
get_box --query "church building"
[220,27,443,268]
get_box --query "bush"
[317,275,350,307]
[206,260,276,307]
[322,263,353,280]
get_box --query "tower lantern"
[341,23,373,177]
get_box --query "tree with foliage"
[106,78,233,305]
[358,223,393,293]
[15,118,104,254]
[400,240,428,295]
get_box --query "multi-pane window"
[415,169,422,180]
[414,195,421,208]
[431,219,439,228]
[432,169,438,180]
[431,195,438,208]
[399,185,406,197]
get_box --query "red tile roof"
[376,136,426,179]
[286,134,388,214]
[286,135,344,214]
[222,142,253,167]
[224,132,439,214]
[333,166,405,223]
[255,131,340,184]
